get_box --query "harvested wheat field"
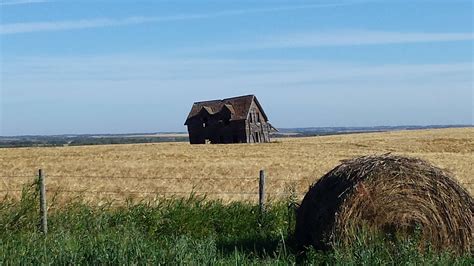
[0,128,472,205]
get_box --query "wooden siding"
[185,95,272,144]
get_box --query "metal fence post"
[38,169,47,234]
[259,170,266,214]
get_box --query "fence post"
[38,169,47,234]
[259,170,266,214]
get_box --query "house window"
[250,111,258,123]
[203,117,208,128]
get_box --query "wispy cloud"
[1,17,160,34]
[180,30,474,53]
[263,30,474,47]
[0,0,49,6]
[0,2,363,34]
[3,56,472,134]
[3,56,472,99]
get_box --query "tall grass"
[0,187,471,265]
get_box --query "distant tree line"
[68,137,189,146]
[0,137,189,148]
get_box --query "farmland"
[1,127,472,264]
[0,127,472,204]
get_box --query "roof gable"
[184,95,268,125]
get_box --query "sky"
[0,0,473,136]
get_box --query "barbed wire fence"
[0,169,309,234]
[0,173,308,196]
[0,173,472,196]
[0,170,473,235]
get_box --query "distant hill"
[273,125,472,137]
[0,125,471,148]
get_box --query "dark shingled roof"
[184,95,268,125]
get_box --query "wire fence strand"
[0,175,37,178]
[0,174,471,197]
[0,189,305,196]
[0,175,306,182]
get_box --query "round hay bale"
[295,154,473,254]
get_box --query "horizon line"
[1,124,472,138]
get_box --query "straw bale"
[295,154,473,254]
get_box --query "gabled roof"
[184,95,268,125]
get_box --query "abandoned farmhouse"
[184,95,276,144]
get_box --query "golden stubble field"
[0,128,472,205]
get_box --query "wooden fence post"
[259,170,266,214]
[38,169,47,234]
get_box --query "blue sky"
[0,0,472,135]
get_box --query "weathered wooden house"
[184,95,276,144]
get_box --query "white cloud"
[0,0,49,6]
[265,30,474,47]
[3,56,472,103]
[1,17,159,34]
[0,2,364,34]
[180,30,474,53]
[2,56,472,134]
[4,56,472,81]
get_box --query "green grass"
[0,186,472,265]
